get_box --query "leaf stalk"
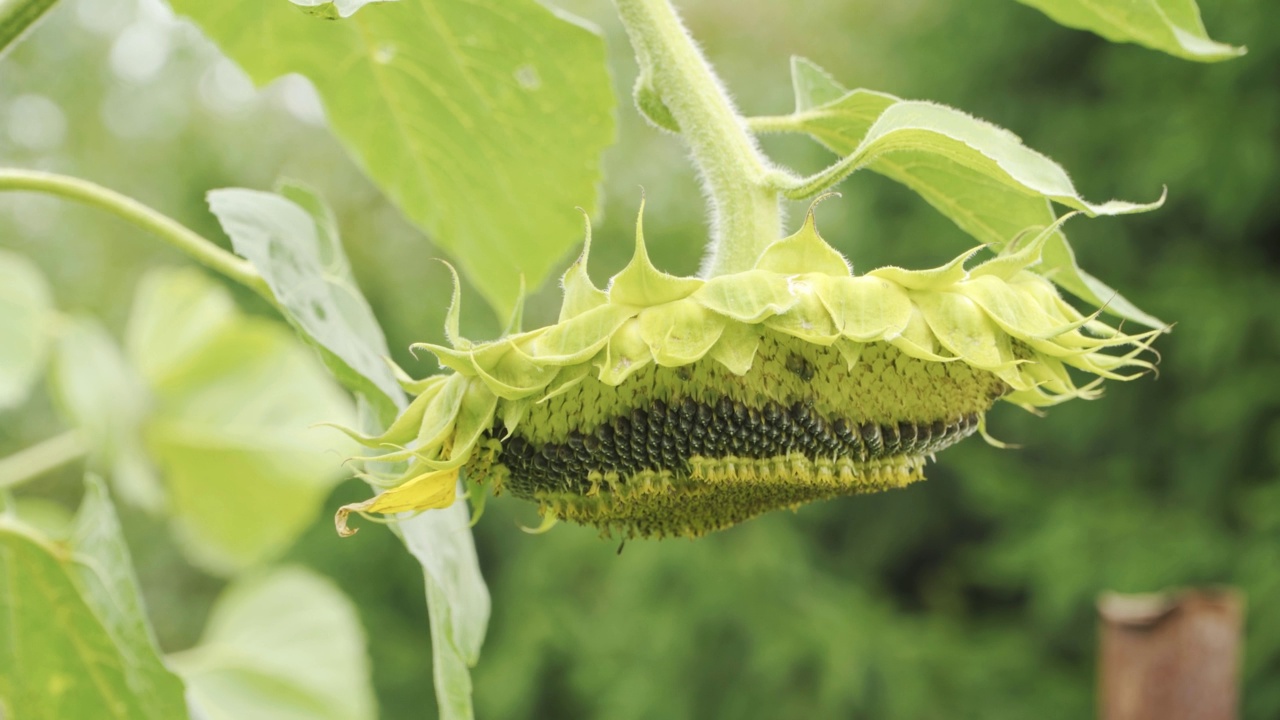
[0,430,86,490]
[0,169,277,306]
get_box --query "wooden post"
[1098,588,1244,720]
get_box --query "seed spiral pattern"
[500,396,978,498]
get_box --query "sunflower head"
[335,205,1159,539]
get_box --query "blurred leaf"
[172,566,376,720]
[783,58,1165,328]
[289,0,392,19]
[126,267,355,575]
[0,480,188,720]
[49,318,163,512]
[0,0,57,58]
[1013,0,1244,62]
[8,496,73,539]
[206,185,403,422]
[0,248,54,409]
[173,0,616,317]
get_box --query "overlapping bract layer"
[335,209,1160,536]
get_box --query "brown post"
[1098,588,1244,720]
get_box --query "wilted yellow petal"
[335,467,459,537]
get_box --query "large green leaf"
[207,184,403,423]
[125,268,356,575]
[0,0,58,58]
[775,57,1165,328]
[0,479,188,720]
[171,566,376,720]
[172,0,616,316]
[0,249,53,409]
[1014,0,1243,62]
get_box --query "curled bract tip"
[519,513,560,535]
[335,466,459,539]
[430,258,467,349]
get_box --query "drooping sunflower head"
[336,205,1160,539]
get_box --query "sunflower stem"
[612,0,783,277]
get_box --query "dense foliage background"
[2,0,1277,717]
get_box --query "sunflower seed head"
[336,207,1160,538]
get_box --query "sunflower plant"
[0,0,1240,718]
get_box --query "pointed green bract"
[339,207,1158,538]
[1014,0,1244,62]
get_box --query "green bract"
[336,204,1159,539]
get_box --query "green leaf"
[399,500,490,720]
[210,180,490,719]
[125,267,356,575]
[790,56,847,112]
[0,0,58,58]
[0,249,53,409]
[171,566,376,720]
[782,59,1165,328]
[289,0,391,19]
[1014,0,1244,62]
[206,185,403,422]
[49,318,163,512]
[172,0,617,317]
[0,480,188,720]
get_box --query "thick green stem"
[0,169,275,305]
[613,0,782,277]
[0,430,86,490]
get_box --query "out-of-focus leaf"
[0,479,188,720]
[207,185,402,422]
[49,318,163,512]
[126,268,355,575]
[289,0,392,19]
[0,249,53,409]
[64,476,188,714]
[173,0,616,317]
[781,58,1165,328]
[171,566,376,720]
[1014,0,1244,62]
[0,0,58,58]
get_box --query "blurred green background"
[2,0,1278,717]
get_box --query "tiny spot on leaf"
[373,42,396,64]
[514,64,541,91]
